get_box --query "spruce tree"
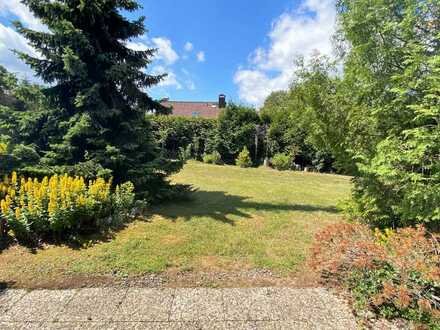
[0,65,50,176]
[13,0,181,199]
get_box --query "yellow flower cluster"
[0,142,6,155]
[0,172,113,222]
[0,172,16,206]
[374,227,395,245]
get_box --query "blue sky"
[0,0,336,106]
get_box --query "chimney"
[218,94,226,108]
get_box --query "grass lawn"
[0,161,351,288]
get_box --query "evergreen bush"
[236,147,253,168]
[203,152,222,165]
[271,153,292,171]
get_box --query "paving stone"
[56,288,127,322]
[113,288,175,321]
[280,319,356,330]
[0,322,44,330]
[37,322,123,329]
[131,322,202,330]
[0,290,28,318]
[279,320,318,330]
[201,321,280,329]
[269,288,323,322]
[0,287,358,329]
[275,288,356,330]
[222,288,284,321]
[2,290,76,322]
[169,288,224,322]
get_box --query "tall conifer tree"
[14,0,181,199]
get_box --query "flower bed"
[310,223,440,327]
[0,172,134,241]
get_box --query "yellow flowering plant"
[0,143,6,155]
[0,172,135,241]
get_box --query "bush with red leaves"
[310,223,439,327]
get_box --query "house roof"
[160,100,223,119]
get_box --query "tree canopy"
[6,0,181,199]
[260,0,440,229]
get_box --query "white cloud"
[0,0,46,80]
[0,0,46,31]
[126,41,150,52]
[234,0,336,107]
[128,41,199,93]
[0,23,39,80]
[184,42,193,52]
[151,65,182,90]
[0,1,189,93]
[152,37,179,65]
[196,51,205,62]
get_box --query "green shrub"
[151,115,218,160]
[236,147,253,168]
[203,151,222,165]
[178,144,193,161]
[0,172,135,242]
[271,153,292,171]
[311,224,440,327]
[216,104,261,164]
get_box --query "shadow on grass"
[0,189,339,251]
[151,190,339,225]
[0,217,134,253]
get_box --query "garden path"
[0,287,356,329]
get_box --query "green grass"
[0,161,351,286]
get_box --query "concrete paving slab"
[222,288,284,321]
[169,288,224,322]
[132,322,202,330]
[37,322,122,329]
[113,288,175,322]
[2,290,76,322]
[0,322,43,330]
[202,321,279,329]
[56,288,127,322]
[268,288,325,322]
[280,288,356,329]
[0,287,358,329]
[0,290,28,318]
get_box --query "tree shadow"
[150,190,339,225]
[0,217,134,253]
[0,236,16,253]
[0,281,13,292]
[0,190,339,251]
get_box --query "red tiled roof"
[161,101,223,119]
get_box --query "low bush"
[236,147,253,168]
[203,151,222,165]
[0,172,135,241]
[310,223,440,327]
[271,153,292,171]
[178,144,193,161]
